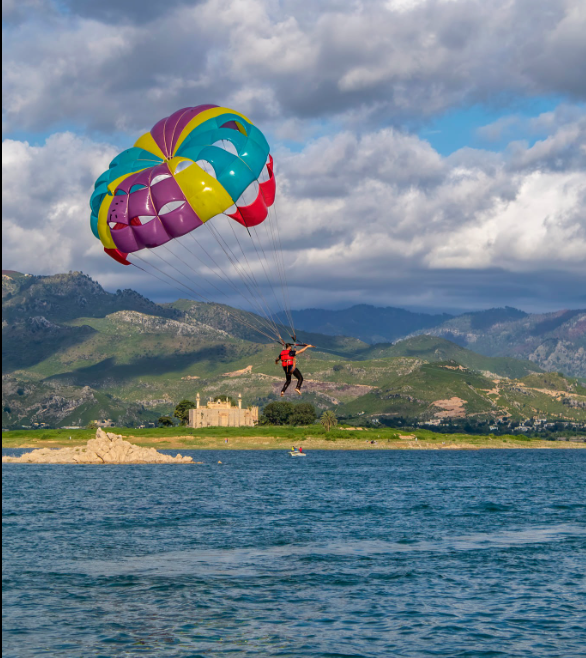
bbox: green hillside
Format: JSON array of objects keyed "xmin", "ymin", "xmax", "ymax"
[
  {"xmin": 520, "ymin": 372, "xmax": 586, "ymax": 395},
  {"xmin": 361, "ymin": 335, "xmax": 542, "ymax": 378},
  {"xmin": 339, "ymin": 359, "xmax": 585, "ymax": 425},
  {"xmin": 341, "ymin": 362, "xmax": 495, "ymax": 418},
  {"xmin": 2, "ymin": 272, "xmax": 585, "ymax": 431},
  {"xmin": 2, "ymin": 373, "xmax": 156, "ymax": 428}
]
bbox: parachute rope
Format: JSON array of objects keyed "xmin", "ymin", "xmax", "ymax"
[
  {"xmin": 203, "ymin": 221, "xmax": 284, "ymax": 339},
  {"xmin": 246, "ymin": 220, "xmax": 291, "ymax": 331},
  {"xmin": 270, "ymin": 201, "xmax": 296, "ymax": 337},
  {"xmin": 161, "ymin": 238, "xmax": 276, "ymax": 334},
  {"xmin": 262, "ymin": 202, "xmax": 295, "ymax": 336},
  {"xmin": 155, "ymin": 245, "xmax": 282, "ymax": 341},
  {"xmin": 221, "ymin": 213, "xmax": 286, "ymax": 337},
  {"xmin": 181, "ymin": 231, "xmax": 282, "ymax": 330},
  {"xmin": 130, "ymin": 255, "xmax": 282, "ymax": 344},
  {"xmin": 151, "ymin": 233, "xmax": 284, "ymax": 342}
]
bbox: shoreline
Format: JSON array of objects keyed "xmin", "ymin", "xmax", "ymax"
[{"xmin": 3, "ymin": 434, "xmax": 585, "ymax": 451}]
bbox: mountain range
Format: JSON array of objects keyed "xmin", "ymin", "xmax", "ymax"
[
  {"xmin": 2, "ymin": 271, "xmax": 585, "ymax": 430},
  {"xmin": 281, "ymin": 306, "xmax": 455, "ymax": 344},
  {"xmin": 288, "ymin": 305, "xmax": 585, "ymax": 378}
]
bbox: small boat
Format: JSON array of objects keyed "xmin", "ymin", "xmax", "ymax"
[{"xmin": 289, "ymin": 451, "xmax": 307, "ymax": 457}]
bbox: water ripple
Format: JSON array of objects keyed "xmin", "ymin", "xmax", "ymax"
[{"xmin": 3, "ymin": 449, "xmax": 586, "ymax": 657}]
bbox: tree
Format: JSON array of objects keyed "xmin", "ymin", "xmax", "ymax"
[
  {"xmin": 262, "ymin": 401, "xmax": 293, "ymax": 425},
  {"xmin": 288, "ymin": 403, "xmax": 317, "ymax": 426},
  {"xmin": 320, "ymin": 410, "xmax": 337, "ymax": 432},
  {"xmin": 174, "ymin": 399, "xmax": 195, "ymax": 426},
  {"xmin": 158, "ymin": 416, "xmax": 174, "ymax": 427}
]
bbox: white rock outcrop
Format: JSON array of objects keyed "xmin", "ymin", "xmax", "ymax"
[{"xmin": 2, "ymin": 428, "xmax": 193, "ymax": 464}]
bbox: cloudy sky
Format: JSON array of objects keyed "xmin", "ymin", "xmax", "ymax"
[{"xmin": 3, "ymin": 0, "xmax": 585, "ymax": 314}]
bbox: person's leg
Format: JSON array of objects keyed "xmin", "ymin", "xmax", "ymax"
[
  {"xmin": 293, "ymin": 368, "xmax": 303, "ymax": 391},
  {"xmin": 281, "ymin": 367, "xmax": 293, "ymax": 393}
]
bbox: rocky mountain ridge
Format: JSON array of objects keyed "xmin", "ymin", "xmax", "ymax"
[
  {"xmin": 410, "ymin": 309, "xmax": 585, "ymax": 378},
  {"xmin": 2, "ymin": 271, "xmax": 177, "ymax": 324}
]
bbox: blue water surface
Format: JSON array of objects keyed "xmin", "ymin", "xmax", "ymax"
[{"xmin": 3, "ymin": 449, "xmax": 586, "ymax": 657}]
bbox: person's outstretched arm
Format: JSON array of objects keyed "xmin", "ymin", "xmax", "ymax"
[{"xmin": 295, "ymin": 345, "xmax": 314, "ymax": 355}]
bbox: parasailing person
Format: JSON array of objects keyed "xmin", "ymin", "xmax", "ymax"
[{"xmin": 276, "ymin": 343, "xmax": 314, "ymax": 395}]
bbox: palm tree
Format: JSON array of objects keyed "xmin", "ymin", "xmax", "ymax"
[{"xmin": 320, "ymin": 410, "xmax": 337, "ymax": 433}]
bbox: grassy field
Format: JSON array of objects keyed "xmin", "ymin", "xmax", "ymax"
[{"xmin": 2, "ymin": 426, "xmax": 583, "ymax": 451}]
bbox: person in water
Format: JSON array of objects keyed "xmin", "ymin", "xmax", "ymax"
[{"xmin": 276, "ymin": 343, "xmax": 313, "ymax": 395}]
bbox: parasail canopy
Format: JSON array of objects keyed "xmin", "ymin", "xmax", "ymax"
[
  {"xmin": 90, "ymin": 105, "xmax": 276, "ymax": 266},
  {"xmin": 89, "ymin": 104, "xmax": 294, "ymax": 345}
]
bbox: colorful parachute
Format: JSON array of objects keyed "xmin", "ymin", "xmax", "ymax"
[
  {"xmin": 90, "ymin": 105, "xmax": 276, "ymax": 266},
  {"xmin": 89, "ymin": 104, "xmax": 295, "ymax": 344}
]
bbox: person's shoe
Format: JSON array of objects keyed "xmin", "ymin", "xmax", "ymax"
[
  {"xmin": 295, "ymin": 388, "xmax": 302, "ymax": 395},
  {"xmin": 281, "ymin": 391, "xmax": 285, "ymax": 397}
]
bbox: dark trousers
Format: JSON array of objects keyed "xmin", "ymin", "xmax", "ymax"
[{"xmin": 282, "ymin": 366, "xmax": 303, "ymax": 392}]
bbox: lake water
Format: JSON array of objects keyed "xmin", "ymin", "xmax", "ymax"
[{"xmin": 3, "ymin": 449, "xmax": 586, "ymax": 657}]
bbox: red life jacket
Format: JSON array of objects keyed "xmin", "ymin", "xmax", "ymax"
[{"xmin": 280, "ymin": 349, "xmax": 294, "ymax": 367}]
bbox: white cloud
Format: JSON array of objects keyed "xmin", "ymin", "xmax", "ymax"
[
  {"xmin": 268, "ymin": 117, "xmax": 586, "ymax": 310},
  {"xmin": 2, "ymin": 0, "xmax": 585, "ymax": 311},
  {"xmin": 3, "ymin": 0, "xmax": 585, "ymax": 133},
  {"xmin": 3, "ymin": 115, "xmax": 584, "ymax": 310},
  {"xmin": 2, "ymin": 134, "xmax": 117, "ymax": 274},
  {"xmin": 424, "ymin": 171, "xmax": 586, "ymax": 270}
]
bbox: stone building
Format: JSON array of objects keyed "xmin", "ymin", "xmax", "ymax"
[{"xmin": 188, "ymin": 393, "xmax": 258, "ymax": 428}]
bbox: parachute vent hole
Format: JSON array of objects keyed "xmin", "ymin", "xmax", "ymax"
[
  {"xmin": 174, "ymin": 160, "xmax": 193, "ymax": 174},
  {"xmin": 129, "ymin": 184, "xmax": 147, "ymax": 194},
  {"xmin": 151, "ymin": 174, "xmax": 171, "ymax": 186},
  {"xmin": 236, "ymin": 181, "xmax": 259, "ymax": 207},
  {"xmin": 220, "ymin": 120, "xmax": 247, "ymax": 136},
  {"xmin": 259, "ymin": 164, "xmax": 271, "ymax": 183},
  {"xmin": 159, "ymin": 201, "xmax": 185, "ymax": 215},
  {"xmin": 195, "ymin": 160, "xmax": 217, "ymax": 179},
  {"xmin": 212, "ymin": 140, "xmax": 238, "ymax": 157}
]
